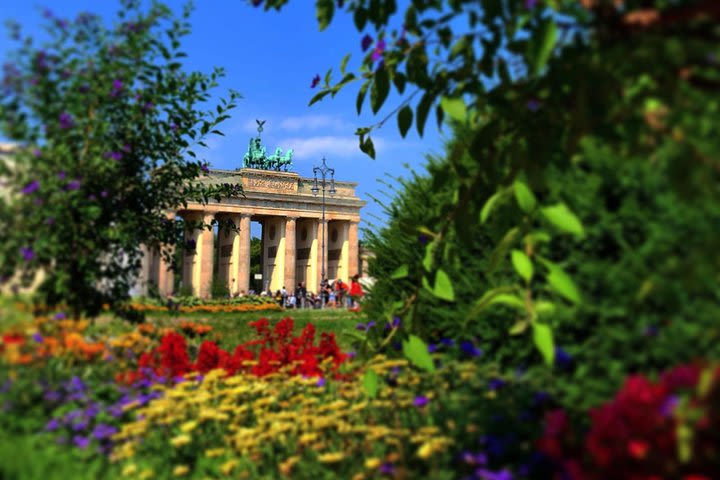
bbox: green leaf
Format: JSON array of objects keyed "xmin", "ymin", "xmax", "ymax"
[
  {"xmin": 370, "ymin": 67, "xmax": 390, "ymax": 114},
  {"xmin": 488, "ymin": 293, "xmax": 526, "ymax": 310},
  {"xmin": 353, "ymin": 8, "xmax": 367, "ymax": 31},
  {"xmin": 480, "ymin": 187, "xmax": 510, "ymax": 223},
  {"xmin": 397, "ymin": 106, "xmax": 413, "ymax": 138},
  {"xmin": 356, "ymin": 82, "xmax": 369, "ymax": 115},
  {"xmin": 511, "ymin": 249, "xmax": 533, "ymax": 283},
  {"xmin": 359, "ymin": 136, "xmax": 376, "ymax": 159},
  {"xmin": 390, "ymin": 264, "xmax": 409, "ymax": 280},
  {"xmin": 487, "ymin": 227, "xmax": 519, "ymax": 274},
  {"xmin": 470, "ymin": 286, "xmax": 521, "ymax": 315},
  {"xmin": 528, "ymin": 18, "xmax": 558, "ymax": 75},
  {"xmin": 422, "ymin": 240, "xmax": 436, "ymax": 272},
  {"xmin": 309, "ymin": 89, "xmax": 331, "ymax": 106},
  {"xmin": 533, "ymin": 321, "xmax": 555, "ymax": 366},
  {"xmin": 316, "ymin": 0, "xmax": 335, "ymax": 31},
  {"xmin": 541, "ymin": 203, "xmax": 585, "ymax": 238},
  {"xmin": 509, "ymin": 319, "xmax": 529, "ymax": 335},
  {"xmin": 363, "ymin": 369, "xmax": 379, "ymax": 398},
  {"xmin": 543, "ymin": 262, "xmax": 582, "ymax": 304},
  {"xmin": 433, "ymin": 269, "xmax": 455, "ymax": 302},
  {"xmin": 416, "ymin": 91, "xmax": 434, "ymax": 137},
  {"xmin": 440, "ymin": 96, "xmax": 467, "ymax": 122},
  {"xmin": 340, "ymin": 53, "xmax": 351, "ymax": 75},
  {"xmin": 513, "ymin": 180, "xmax": 537, "ymax": 213},
  {"xmin": 402, "ymin": 335, "xmax": 435, "ymax": 372}
]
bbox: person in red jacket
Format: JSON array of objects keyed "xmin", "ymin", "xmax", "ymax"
[{"xmin": 349, "ymin": 274, "xmax": 364, "ymax": 311}]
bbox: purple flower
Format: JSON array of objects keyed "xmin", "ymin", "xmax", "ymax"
[
  {"xmin": 355, "ymin": 323, "xmax": 367, "ymax": 331},
  {"xmin": 58, "ymin": 171, "xmax": 66, "ymax": 180},
  {"xmin": 347, "ymin": 351, "xmax": 356, "ymax": 359},
  {"xmin": 108, "ymin": 151, "xmax": 123, "ymax": 161},
  {"xmin": 462, "ymin": 451, "xmax": 488, "ymax": 465},
  {"xmin": 45, "ymin": 418, "xmax": 60, "ymax": 431},
  {"xmin": 79, "ymin": 84, "xmax": 90, "ymax": 93},
  {"xmin": 85, "ymin": 404, "xmax": 100, "ymax": 418},
  {"xmin": 476, "ymin": 468, "xmax": 514, "ymax": 480},
  {"xmin": 427, "ymin": 343, "xmax": 437, "ymax": 353},
  {"xmin": 379, "ymin": 463, "xmax": 395, "ymax": 475},
  {"xmin": 660, "ymin": 395, "xmax": 679, "ymax": 418},
  {"xmin": 440, "ymin": 338, "xmax": 455, "ymax": 347},
  {"xmin": 524, "ymin": 0, "xmax": 538, "ymax": 8},
  {"xmin": 643, "ymin": 325, "xmax": 659, "ymax": 337},
  {"xmin": 44, "ymin": 390, "xmax": 61, "ymax": 402},
  {"xmin": 555, "ymin": 347, "xmax": 572, "ymax": 369},
  {"xmin": 527, "ymin": 99, "xmax": 541, "ymax": 112},
  {"xmin": 200, "ymin": 164, "xmax": 210, "ymax": 174},
  {"xmin": 56, "ymin": 18, "xmax": 68, "ymax": 29},
  {"xmin": 372, "ymin": 40, "xmax": 386, "ymax": 61},
  {"xmin": 488, "ymin": 378, "xmax": 505, "ymax": 391},
  {"xmin": 88, "ymin": 194, "xmax": 97, "ymax": 201},
  {"xmin": 59, "ymin": 112, "xmax": 74, "ymax": 129},
  {"xmin": 32, "ymin": 332, "xmax": 43, "ymax": 343},
  {"xmin": 366, "ymin": 321, "xmax": 376, "ymax": 329},
  {"xmin": 100, "ymin": 190, "xmax": 108, "ymax": 198},
  {"xmin": 92, "ymin": 423, "xmax": 117, "ymax": 440},
  {"xmin": 33, "ymin": 198, "xmax": 44, "ymax": 206},
  {"xmin": 107, "ymin": 405, "xmax": 124, "ymax": 418},
  {"xmin": 54, "ymin": 311, "xmax": 67, "ymax": 320},
  {"xmin": 413, "ymin": 395, "xmax": 429, "ymax": 407},
  {"xmin": 419, "ymin": 234, "xmax": 429, "ymax": 245},
  {"xmin": 110, "ymin": 79, "xmax": 123, "ymax": 97},
  {"xmin": 33, "ymin": 148, "xmax": 42, "ymax": 157},
  {"xmin": 361, "ymin": 34, "xmax": 373, "ymax": 52},
  {"xmin": 43, "ymin": 8, "xmax": 54, "ymax": 19},
  {"xmin": 316, "ymin": 377, "xmax": 326, "ymax": 387},
  {"xmin": 310, "ymin": 74, "xmax": 320, "ymax": 89},
  {"xmin": 72, "ymin": 435, "xmax": 90, "ymax": 449},
  {"xmin": 171, "ymin": 123, "xmax": 178, "ymax": 132},
  {"xmin": 533, "ymin": 391, "xmax": 550, "ymax": 406},
  {"xmin": 460, "ymin": 340, "xmax": 482, "ymax": 357},
  {"xmin": 121, "ymin": 144, "xmax": 131, "ymax": 153},
  {"xmin": 20, "ymin": 246, "xmax": 34, "ymax": 262},
  {"xmin": 66, "ymin": 179, "xmax": 81, "ymax": 190},
  {"xmin": 72, "ymin": 418, "xmax": 89, "ymax": 432},
  {"xmin": 21, "ymin": 180, "xmax": 40, "ymax": 194}
]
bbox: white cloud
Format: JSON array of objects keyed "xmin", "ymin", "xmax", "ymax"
[
  {"xmin": 278, "ymin": 135, "xmax": 386, "ymax": 160},
  {"xmin": 236, "ymin": 115, "xmax": 353, "ymax": 135},
  {"xmin": 278, "ymin": 114, "xmax": 352, "ymax": 132}
]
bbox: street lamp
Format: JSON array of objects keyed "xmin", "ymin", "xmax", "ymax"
[{"xmin": 311, "ymin": 157, "xmax": 336, "ymax": 308}]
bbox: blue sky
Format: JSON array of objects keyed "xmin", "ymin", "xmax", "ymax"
[{"xmin": 0, "ymin": 1, "xmax": 447, "ymax": 237}]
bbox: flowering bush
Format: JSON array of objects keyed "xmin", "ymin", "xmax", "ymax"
[
  {"xmin": 538, "ymin": 362, "xmax": 720, "ymax": 479},
  {"xmin": 116, "ymin": 317, "xmax": 348, "ymax": 384}
]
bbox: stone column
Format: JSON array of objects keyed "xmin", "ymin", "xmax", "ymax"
[
  {"xmin": 236, "ymin": 213, "xmax": 252, "ymax": 295},
  {"xmin": 197, "ymin": 212, "xmax": 215, "ymax": 298},
  {"xmin": 348, "ymin": 220, "xmax": 359, "ymax": 278},
  {"xmin": 284, "ymin": 217, "xmax": 297, "ymax": 292},
  {"xmin": 316, "ymin": 218, "xmax": 328, "ymax": 293},
  {"xmin": 157, "ymin": 245, "xmax": 175, "ymax": 296}
]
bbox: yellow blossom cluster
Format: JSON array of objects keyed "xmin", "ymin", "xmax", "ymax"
[{"xmin": 110, "ymin": 357, "xmax": 482, "ymax": 478}]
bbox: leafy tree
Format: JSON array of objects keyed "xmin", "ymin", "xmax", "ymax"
[
  {"xmin": 254, "ymin": 0, "xmax": 720, "ymax": 379},
  {"xmin": 0, "ymin": 1, "xmax": 240, "ymax": 318}
]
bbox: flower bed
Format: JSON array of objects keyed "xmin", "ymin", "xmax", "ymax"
[{"xmin": 1, "ymin": 314, "xmax": 718, "ymax": 479}]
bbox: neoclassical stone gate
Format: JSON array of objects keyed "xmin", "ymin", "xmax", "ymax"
[{"xmin": 138, "ymin": 167, "xmax": 365, "ymax": 297}]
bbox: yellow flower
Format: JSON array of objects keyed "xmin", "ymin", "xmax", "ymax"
[
  {"xmin": 173, "ymin": 465, "xmax": 190, "ymax": 477},
  {"xmin": 365, "ymin": 458, "xmax": 382, "ymax": 469},
  {"xmin": 205, "ymin": 448, "xmax": 226, "ymax": 458},
  {"xmin": 317, "ymin": 452, "xmax": 345, "ymax": 463},
  {"xmin": 220, "ymin": 459, "xmax": 239, "ymax": 476},
  {"xmin": 180, "ymin": 421, "xmax": 198, "ymax": 433},
  {"xmin": 121, "ymin": 464, "xmax": 138, "ymax": 477},
  {"xmin": 278, "ymin": 456, "xmax": 299, "ymax": 476},
  {"xmin": 139, "ymin": 468, "xmax": 155, "ymax": 480},
  {"xmin": 170, "ymin": 434, "xmax": 191, "ymax": 447},
  {"xmin": 417, "ymin": 442, "xmax": 434, "ymax": 459}
]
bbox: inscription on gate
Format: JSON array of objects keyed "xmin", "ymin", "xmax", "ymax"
[{"xmin": 245, "ymin": 176, "xmax": 296, "ymax": 192}]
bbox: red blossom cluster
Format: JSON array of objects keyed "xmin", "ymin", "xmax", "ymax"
[
  {"xmin": 116, "ymin": 317, "xmax": 348, "ymax": 384},
  {"xmin": 538, "ymin": 363, "xmax": 720, "ymax": 480}
]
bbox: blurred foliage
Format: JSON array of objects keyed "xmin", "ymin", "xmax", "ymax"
[{"xmin": 0, "ymin": 1, "xmax": 240, "ymax": 318}]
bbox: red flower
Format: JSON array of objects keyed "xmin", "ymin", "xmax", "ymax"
[
  {"xmin": 158, "ymin": 332, "xmax": 191, "ymax": 378},
  {"xmin": 195, "ymin": 340, "xmax": 228, "ymax": 373}
]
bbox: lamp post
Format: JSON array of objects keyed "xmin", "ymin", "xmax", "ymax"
[{"xmin": 311, "ymin": 157, "xmax": 336, "ymax": 308}]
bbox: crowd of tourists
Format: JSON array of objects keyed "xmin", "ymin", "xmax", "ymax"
[{"xmin": 259, "ymin": 274, "xmax": 364, "ymax": 310}]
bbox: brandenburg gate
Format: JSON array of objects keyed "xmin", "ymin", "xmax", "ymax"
[{"xmin": 138, "ymin": 123, "xmax": 365, "ymax": 298}]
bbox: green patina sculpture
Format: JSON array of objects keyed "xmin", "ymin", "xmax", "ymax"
[{"xmin": 242, "ymin": 120, "xmax": 293, "ymax": 171}]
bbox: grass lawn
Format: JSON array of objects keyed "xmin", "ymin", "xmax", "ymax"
[{"xmin": 1, "ymin": 295, "xmax": 366, "ymax": 352}]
